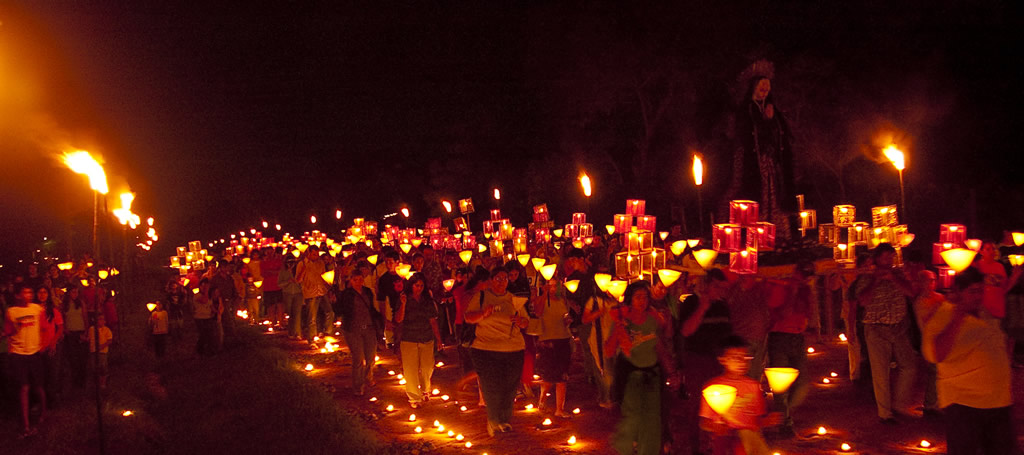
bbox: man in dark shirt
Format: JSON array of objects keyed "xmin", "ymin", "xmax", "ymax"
[{"xmin": 376, "ymin": 251, "xmax": 402, "ymax": 347}]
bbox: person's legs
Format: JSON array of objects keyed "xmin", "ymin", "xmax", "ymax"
[
  {"xmin": 846, "ymin": 319, "xmax": 863, "ymax": 380},
  {"xmin": 945, "ymin": 404, "xmax": 982, "ymax": 455},
  {"xmin": 287, "ymin": 293, "xmax": 302, "ymax": 337},
  {"xmin": 400, "ymin": 341, "xmax": 422, "ymax": 404},
  {"xmin": 748, "ymin": 334, "xmax": 768, "ymax": 382},
  {"xmin": 981, "ymin": 406, "xmax": 1016, "ymax": 455},
  {"xmin": 361, "ymin": 329, "xmax": 378, "ymax": 386},
  {"xmin": 345, "ymin": 330, "xmax": 367, "ymax": 392},
  {"xmin": 307, "ymin": 297, "xmax": 321, "ymax": 341},
  {"xmin": 419, "ymin": 341, "xmax": 435, "ymax": 400},
  {"xmin": 612, "ymin": 371, "xmax": 642, "ymax": 454},
  {"xmin": 470, "ymin": 349, "xmax": 502, "ymax": 428},
  {"xmin": 864, "ymin": 324, "xmax": 895, "ymax": 419},
  {"xmin": 635, "ymin": 371, "xmax": 662, "ymax": 455},
  {"xmin": 890, "ymin": 321, "xmax": 919, "ymax": 414},
  {"xmin": 497, "ymin": 350, "xmax": 524, "ymax": 424}
]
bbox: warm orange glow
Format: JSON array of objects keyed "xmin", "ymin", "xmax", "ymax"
[
  {"xmin": 443, "ymin": 279, "xmax": 455, "ymax": 292},
  {"xmin": 564, "ymin": 279, "xmax": 580, "ymax": 293},
  {"xmin": 693, "ymin": 154, "xmax": 704, "ymax": 186},
  {"xmin": 401, "ymin": 207, "xmax": 410, "ymax": 218},
  {"xmin": 593, "ymin": 273, "xmax": 612, "ymax": 292},
  {"xmin": 310, "ymin": 215, "xmax": 317, "ymax": 224},
  {"xmin": 493, "ymin": 188, "xmax": 501, "ymax": 200},
  {"xmin": 670, "ymin": 240, "xmax": 688, "ymax": 256},
  {"xmin": 58, "ymin": 262, "xmax": 74, "ymax": 271},
  {"xmin": 841, "ymin": 443, "xmax": 852, "ymax": 452},
  {"xmin": 98, "ymin": 269, "xmax": 109, "ymax": 280},
  {"xmin": 399, "ymin": 243, "xmax": 413, "ymax": 254},
  {"xmin": 304, "ymin": 363, "xmax": 314, "ymax": 371},
  {"xmin": 607, "ymin": 280, "xmax": 628, "ymax": 300},
  {"xmin": 817, "ymin": 426, "xmax": 827, "ymax": 435},
  {"xmin": 883, "ymin": 144, "xmax": 905, "ymax": 170},
  {"xmin": 764, "ymin": 367, "xmax": 799, "ymax": 393},
  {"xmin": 122, "ymin": 410, "xmax": 133, "ymax": 417},
  {"xmin": 442, "ymin": 200, "xmax": 452, "ymax": 213},
  {"xmin": 146, "ymin": 303, "xmax": 157, "ymax": 312},
  {"xmin": 941, "ymin": 248, "xmax": 977, "ymax": 272},
  {"xmin": 658, "ymin": 269, "xmax": 682, "ymax": 287},
  {"xmin": 459, "ymin": 250, "xmax": 473, "ymax": 265},
  {"xmin": 605, "ymin": 225, "xmax": 616, "ymax": 235},
  {"xmin": 567, "ymin": 435, "xmax": 577, "ymax": 445},
  {"xmin": 540, "ymin": 264, "xmax": 557, "ymax": 281},
  {"xmin": 321, "ymin": 270, "xmax": 335, "ymax": 284},
  {"xmin": 702, "ymin": 384, "xmax": 737, "ymax": 415},
  {"xmin": 62, "ymin": 151, "xmax": 109, "ymax": 194},
  {"xmin": 1013, "ymin": 232, "xmax": 1024, "ymax": 247},
  {"xmin": 1009, "ymin": 255, "xmax": 1024, "ymax": 267},
  {"xmin": 580, "ymin": 173, "xmax": 592, "ymax": 197},
  {"xmin": 693, "ymin": 249, "xmax": 719, "ymax": 269}
]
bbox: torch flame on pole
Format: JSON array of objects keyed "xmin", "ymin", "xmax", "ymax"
[
  {"xmin": 442, "ymin": 200, "xmax": 452, "ymax": 213},
  {"xmin": 493, "ymin": 188, "xmax": 501, "ymax": 200},
  {"xmin": 62, "ymin": 150, "xmax": 109, "ymax": 194},
  {"xmin": 883, "ymin": 144, "xmax": 905, "ymax": 171},
  {"xmin": 580, "ymin": 173, "xmax": 592, "ymax": 197},
  {"xmin": 693, "ymin": 155, "xmax": 704, "ymax": 186}
]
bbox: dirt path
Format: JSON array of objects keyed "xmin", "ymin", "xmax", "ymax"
[{"xmin": 272, "ymin": 329, "xmax": 1024, "ymax": 454}]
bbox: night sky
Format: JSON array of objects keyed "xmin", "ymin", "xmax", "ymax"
[{"xmin": 1, "ymin": 1, "xmax": 1023, "ymax": 265}]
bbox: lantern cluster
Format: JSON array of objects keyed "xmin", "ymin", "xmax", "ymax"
[
  {"xmin": 562, "ymin": 211, "xmax": 594, "ymax": 248},
  {"xmin": 712, "ymin": 200, "xmax": 775, "ymax": 274},
  {"xmin": 818, "ymin": 204, "xmax": 909, "ymax": 266},
  {"xmin": 796, "ymin": 194, "xmax": 818, "ymax": 238},
  {"xmin": 612, "ymin": 200, "xmax": 666, "ymax": 282},
  {"xmin": 932, "ymin": 223, "xmax": 983, "ymax": 289},
  {"xmin": 528, "ymin": 203, "xmax": 553, "ymax": 244}
]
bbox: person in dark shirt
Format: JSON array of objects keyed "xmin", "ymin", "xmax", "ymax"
[
  {"xmin": 338, "ymin": 264, "xmax": 381, "ymax": 396},
  {"xmin": 677, "ymin": 268, "xmax": 733, "ymax": 455},
  {"xmin": 376, "ymin": 251, "xmax": 402, "ymax": 348}
]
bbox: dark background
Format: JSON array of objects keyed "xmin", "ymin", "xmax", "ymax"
[{"xmin": 1, "ymin": 1, "xmax": 1023, "ymax": 267}]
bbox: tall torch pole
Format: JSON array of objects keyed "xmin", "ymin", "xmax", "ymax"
[
  {"xmin": 693, "ymin": 154, "xmax": 704, "ymax": 236},
  {"xmin": 883, "ymin": 145, "xmax": 907, "ymax": 225}
]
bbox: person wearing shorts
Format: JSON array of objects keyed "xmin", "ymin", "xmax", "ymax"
[{"xmin": 4, "ymin": 285, "xmax": 49, "ymax": 437}]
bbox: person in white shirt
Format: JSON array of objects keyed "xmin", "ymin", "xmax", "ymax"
[
  {"xmin": 923, "ymin": 267, "xmax": 1015, "ymax": 454},
  {"xmin": 3, "ymin": 285, "xmax": 49, "ymax": 437}
]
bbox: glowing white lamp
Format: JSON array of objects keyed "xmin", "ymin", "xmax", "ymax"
[
  {"xmin": 658, "ymin": 269, "xmax": 682, "ymax": 287},
  {"xmin": 702, "ymin": 384, "xmax": 737, "ymax": 415},
  {"xmin": 940, "ymin": 248, "xmax": 977, "ymax": 273},
  {"xmin": 764, "ymin": 367, "xmax": 799, "ymax": 394}
]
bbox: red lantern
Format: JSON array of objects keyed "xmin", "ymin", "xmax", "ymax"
[
  {"xmin": 572, "ymin": 212, "xmax": 587, "ymax": 225},
  {"xmin": 713, "ymin": 224, "xmax": 743, "ymax": 253},
  {"xmin": 729, "ymin": 200, "xmax": 759, "ymax": 226},
  {"xmin": 636, "ymin": 215, "xmax": 657, "ymax": 232},
  {"xmin": 626, "ymin": 199, "xmax": 646, "ymax": 216},
  {"xmin": 729, "ymin": 248, "xmax": 758, "ymax": 274},
  {"xmin": 939, "ymin": 224, "xmax": 966, "ymax": 245},
  {"xmin": 749, "ymin": 222, "xmax": 776, "ymax": 251},
  {"xmin": 613, "ymin": 214, "xmax": 632, "ymax": 234}
]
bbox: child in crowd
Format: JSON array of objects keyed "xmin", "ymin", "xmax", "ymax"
[
  {"xmin": 88, "ymin": 314, "xmax": 114, "ymax": 389},
  {"xmin": 700, "ymin": 336, "xmax": 781, "ymax": 455},
  {"xmin": 149, "ymin": 301, "xmax": 169, "ymax": 358}
]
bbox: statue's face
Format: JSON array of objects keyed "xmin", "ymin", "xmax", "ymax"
[{"xmin": 753, "ymin": 78, "xmax": 771, "ymax": 101}]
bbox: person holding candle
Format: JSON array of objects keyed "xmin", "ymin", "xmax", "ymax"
[
  {"xmin": 923, "ymin": 267, "xmax": 1015, "ymax": 454},
  {"xmin": 606, "ymin": 281, "xmax": 677, "ymax": 455},
  {"xmin": 376, "ymin": 251, "xmax": 403, "ymax": 349},
  {"xmin": 259, "ymin": 247, "xmax": 285, "ymax": 327},
  {"xmin": 395, "ymin": 273, "xmax": 442, "ymax": 408},
  {"xmin": 464, "ymin": 266, "xmax": 529, "ymax": 436},
  {"xmin": 700, "ymin": 335, "xmax": 781, "ymax": 455},
  {"xmin": 296, "ymin": 245, "xmax": 328, "ymax": 344},
  {"xmin": 765, "ymin": 261, "xmax": 813, "ymax": 437},
  {"xmin": 192, "ymin": 279, "xmax": 217, "ymax": 356}
]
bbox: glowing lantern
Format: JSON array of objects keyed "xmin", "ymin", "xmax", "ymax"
[
  {"xmin": 242, "ymin": 257, "xmax": 251, "ymax": 264},
  {"xmin": 807, "ymin": 347, "xmax": 815, "ymax": 353},
  {"xmin": 531, "ymin": 257, "xmax": 546, "ymax": 272},
  {"xmin": 443, "ymin": 279, "xmax": 455, "ymax": 292},
  {"xmin": 940, "ymin": 248, "xmax": 977, "ymax": 273},
  {"xmin": 440, "ymin": 394, "xmax": 450, "ymax": 401},
  {"xmin": 455, "ymin": 433, "xmax": 464, "ymax": 441},
  {"xmin": 693, "ymin": 155, "xmax": 704, "ymax": 186},
  {"xmin": 702, "ymin": 384, "xmax": 737, "ymax": 415},
  {"xmin": 764, "ymin": 367, "xmax": 799, "ymax": 393},
  {"xmin": 98, "ymin": 269, "xmax": 109, "ymax": 280},
  {"xmin": 540, "ymin": 264, "xmax": 557, "ymax": 281},
  {"xmin": 572, "ymin": 408, "xmax": 581, "ymax": 414},
  {"xmin": 965, "ymin": 238, "xmax": 982, "ymax": 251},
  {"xmin": 304, "ymin": 364, "xmax": 314, "ymax": 371},
  {"xmin": 670, "ymin": 240, "xmax": 688, "ymax": 256},
  {"xmin": 817, "ymin": 426, "xmax": 827, "ymax": 435},
  {"xmin": 841, "ymin": 443, "xmax": 851, "ymax": 452},
  {"xmin": 493, "ymin": 188, "xmax": 501, "ymax": 200},
  {"xmin": 321, "ymin": 270, "xmax": 335, "ymax": 284},
  {"xmin": 58, "ymin": 262, "xmax": 74, "ymax": 271},
  {"xmin": 385, "ymin": 404, "xmax": 394, "ymax": 412},
  {"xmin": 310, "ymin": 215, "xmax": 317, "ymax": 224},
  {"xmin": 408, "ymin": 414, "xmax": 416, "ymax": 421},
  {"xmin": 122, "ymin": 410, "xmax": 133, "ymax": 417},
  {"xmin": 442, "ymin": 200, "xmax": 452, "ymax": 213},
  {"xmin": 477, "ymin": 244, "xmax": 488, "ymax": 254},
  {"xmin": 607, "ymin": 280, "xmax": 628, "ymax": 301},
  {"xmin": 525, "ymin": 403, "xmax": 534, "ymax": 410},
  {"xmin": 460, "ymin": 405, "xmax": 468, "ymax": 412},
  {"xmin": 838, "ymin": 333, "xmax": 848, "ymax": 342},
  {"xmin": 146, "ymin": 303, "xmax": 157, "ymax": 312},
  {"xmin": 593, "ymin": 273, "xmax": 612, "ymax": 292},
  {"xmin": 564, "ymin": 280, "xmax": 580, "ymax": 293},
  {"xmin": 542, "ymin": 418, "xmax": 552, "ymax": 426},
  {"xmin": 1013, "ymin": 232, "xmax": 1024, "ymax": 247},
  {"xmin": 414, "ymin": 426, "xmax": 422, "ymax": 433},
  {"xmin": 919, "ymin": 440, "xmax": 931, "ymax": 448},
  {"xmin": 367, "ymin": 254, "xmax": 378, "ymax": 265},
  {"xmin": 658, "ymin": 269, "xmax": 682, "ymax": 287},
  {"xmin": 1009, "ymin": 255, "xmax": 1024, "ymax": 267},
  {"xmin": 399, "ymin": 243, "xmax": 413, "ymax": 254},
  {"xmin": 447, "ymin": 430, "xmax": 455, "ymax": 437},
  {"xmin": 606, "ymin": 225, "xmax": 616, "ymax": 235},
  {"xmin": 729, "ymin": 200, "xmax": 759, "ymax": 226},
  {"xmin": 192, "ymin": 288, "xmax": 200, "ymax": 295},
  {"xmin": 464, "ymin": 442, "xmax": 472, "ymax": 448},
  {"xmin": 567, "ymin": 436, "xmax": 577, "ymax": 445},
  {"xmin": 553, "ymin": 228, "xmax": 564, "ymax": 238}
]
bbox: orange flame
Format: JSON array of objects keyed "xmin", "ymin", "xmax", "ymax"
[
  {"xmin": 62, "ymin": 150, "xmax": 109, "ymax": 194},
  {"xmin": 693, "ymin": 155, "xmax": 704, "ymax": 186},
  {"xmin": 580, "ymin": 173, "xmax": 592, "ymax": 197}
]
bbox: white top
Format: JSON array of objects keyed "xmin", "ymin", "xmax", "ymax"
[
  {"xmin": 468, "ymin": 290, "xmax": 526, "ymax": 352},
  {"xmin": 6, "ymin": 304, "xmax": 45, "ymax": 355},
  {"xmin": 923, "ymin": 302, "xmax": 1011, "ymax": 409},
  {"xmin": 150, "ymin": 310, "xmax": 169, "ymax": 335}
]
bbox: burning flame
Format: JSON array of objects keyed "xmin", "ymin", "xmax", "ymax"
[
  {"xmin": 442, "ymin": 200, "xmax": 452, "ymax": 213},
  {"xmin": 693, "ymin": 154, "xmax": 704, "ymax": 186},
  {"xmin": 62, "ymin": 151, "xmax": 109, "ymax": 194},
  {"xmin": 493, "ymin": 188, "xmax": 501, "ymax": 200},
  {"xmin": 401, "ymin": 207, "xmax": 410, "ymax": 218},
  {"xmin": 883, "ymin": 144, "xmax": 905, "ymax": 171},
  {"xmin": 580, "ymin": 173, "xmax": 592, "ymax": 197}
]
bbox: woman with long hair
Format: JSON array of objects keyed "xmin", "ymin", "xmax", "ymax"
[
  {"xmin": 395, "ymin": 273, "xmax": 442, "ymax": 408},
  {"xmin": 37, "ymin": 286, "xmax": 64, "ymax": 408}
]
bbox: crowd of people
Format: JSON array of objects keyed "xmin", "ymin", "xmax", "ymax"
[
  {"xmin": 0, "ymin": 260, "xmax": 120, "ymax": 438},
  {"xmin": 3, "ymin": 227, "xmax": 1021, "ymax": 453}
]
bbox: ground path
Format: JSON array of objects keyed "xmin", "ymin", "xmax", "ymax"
[{"xmin": 269, "ymin": 327, "xmax": 1024, "ymax": 454}]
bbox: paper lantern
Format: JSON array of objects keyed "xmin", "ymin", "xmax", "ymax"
[
  {"xmin": 531, "ymin": 257, "xmax": 546, "ymax": 271},
  {"xmin": 870, "ymin": 227, "xmax": 893, "ymax": 247},
  {"xmin": 176, "ymin": 246, "xmax": 187, "ymax": 257},
  {"xmin": 658, "ymin": 269, "xmax": 682, "ymax": 287},
  {"xmin": 399, "ymin": 243, "xmax": 413, "ymax": 255},
  {"xmin": 965, "ymin": 239, "xmax": 982, "ymax": 252},
  {"xmin": 729, "ymin": 200, "xmax": 759, "ymax": 226},
  {"xmin": 564, "ymin": 224, "xmax": 580, "ymax": 239},
  {"xmin": 489, "ymin": 209, "xmax": 501, "ymax": 221},
  {"xmin": 498, "ymin": 222, "xmax": 514, "ymax": 241},
  {"xmin": 458, "ymin": 198, "xmax": 475, "ymax": 214},
  {"xmin": 764, "ymin": 367, "xmax": 799, "ymax": 393},
  {"xmin": 712, "ymin": 224, "xmax": 743, "ymax": 252},
  {"xmin": 636, "ymin": 215, "xmax": 656, "ymax": 232},
  {"xmin": 749, "ymin": 222, "xmax": 776, "ymax": 251},
  {"xmin": 941, "ymin": 248, "xmax": 976, "ymax": 272},
  {"xmin": 578, "ymin": 223, "xmax": 593, "ymax": 238},
  {"xmin": 833, "ymin": 244, "xmax": 855, "ymax": 264},
  {"xmin": 832, "ymin": 205, "xmax": 856, "ymax": 227},
  {"xmin": 1013, "ymin": 232, "xmax": 1024, "ymax": 247},
  {"xmin": 626, "ymin": 199, "xmax": 646, "ymax": 216},
  {"xmin": 488, "ymin": 240, "xmax": 504, "ymax": 258},
  {"xmin": 613, "ymin": 214, "xmax": 632, "ymax": 234},
  {"xmin": 702, "ymin": 384, "xmax": 737, "ymax": 415},
  {"xmin": 871, "ymin": 205, "xmax": 898, "ymax": 227},
  {"xmin": 937, "ymin": 266, "xmax": 956, "ymax": 289},
  {"xmin": 254, "ymin": 280, "xmax": 263, "ymax": 289},
  {"xmin": 462, "ymin": 235, "xmax": 477, "ymax": 250},
  {"xmin": 189, "ymin": 240, "xmax": 202, "ymax": 252},
  {"xmin": 540, "ymin": 264, "xmax": 558, "ymax": 281},
  {"xmin": 532, "ymin": 204, "xmax": 549, "ymax": 222},
  {"xmin": 932, "ymin": 242, "xmax": 955, "ymax": 265},
  {"xmin": 606, "ymin": 280, "xmax": 628, "ymax": 301},
  {"xmin": 564, "ymin": 280, "xmax": 580, "ymax": 293},
  {"xmin": 572, "ymin": 212, "xmax": 586, "ymax": 225},
  {"xmin": 395, "ymin": 264, "xmax": 412, "ymax": 279},
  {"xmin": 627, "ymin": 232, "xmax": 642, "ymax": 255},
  {"xmin": 459, "ymin": 250, "xmax": 473, "ymax": 265},
  {"xmin": 594, "ymin": 273, "xmax": 612, "ymax": 292},
  {"xmin": 1009, "ymin": 255, "xmax": 1024, "ymax": 267},
  {"xmin": 940, "ymin": 224, "xmax": 967, "ymax": 245},
  {"xmin": 670, "ymin": 240, "xmax": 688, "ymax": 256},
  {"xmin": 799, "ymin": 210, "xmax": 818, "ymax": 230},
  {"xmin": 615, "ymin": 252, "xmax": 642, "ymax": 278},
  {"xmin": 482, "ymin": 220, "xmax": 495, "ymax": 235},
  {"xmin": 146, "ymin": 302, "xmax": 157, "ymax": 312},
  {"xmin": 847, "ymin": 222, "xmax": 869, "ymax": 245},
  {"xmin": 533, "ymin": 228, "xmax": 550, "ymax": 244},
  {"xmin": 693, "ymin": 249, "xmax": 719, "ymax": 270},
  {"xmin": 729, "ymin": 248, "xmax": 757, "ymax": 274},
  {"xmin": 818, "ymin": 224, "xmax": 839, "ymax": 247}
]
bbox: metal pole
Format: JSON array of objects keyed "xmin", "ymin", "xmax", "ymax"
[
  {"xmin": 93, "ymin": 191, "xmax": 99, "ymax": 261},
  {"xmin": 898, "ymin": 170, "xmax": 907, "ymax": 225}
]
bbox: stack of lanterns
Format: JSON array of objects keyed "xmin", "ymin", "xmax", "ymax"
[
  {"xmin": 612, "ymin": 200, "xmax": 666, "ymax": 282},
  {"xmin": 563, "ymin": 211, "xmax": 594, "ymax": 249},
  {"xmin": 796, "ymin": 194, "xmax": 818, "ymax": 238},
  {"xmin": 529, "ymin": 203, "xmax": 553, "ymax": 244},
  {"xmin": 483, "ymin": 208, "xmax": 512, "ymax": 258},
  {"xmin": 818, "ymin": 204, "xmax": 910, "ymax": 267},
  {"xmin": 933, "ymin": 223, "xmax": 981, "ymax": 289},
  {"xmin": 712, "ymin": 200, "xmax": 775, "ymax": 274}
]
